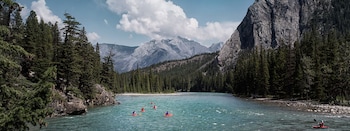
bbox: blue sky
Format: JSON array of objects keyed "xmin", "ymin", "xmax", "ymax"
[{"xmin": 16, "ymin": 0, "xmax": 254, "ymax": 47}]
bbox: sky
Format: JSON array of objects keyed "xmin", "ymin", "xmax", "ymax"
[{"xmin": 16, "ymin": 0, "xmax": 254, "ymax": 47}]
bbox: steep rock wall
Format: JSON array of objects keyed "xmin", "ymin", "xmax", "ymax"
[{"xmin": 218, "ymin": 0, "xmax": 323, "ymax": 71}]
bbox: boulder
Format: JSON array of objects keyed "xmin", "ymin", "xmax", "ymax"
[
  {"xmin": 88, "ymin": 84, "xmax": 119, "ymax": 106},
  {"xmin": 64, "ymin": 95, "xmax": 87, "ymax": 115},
  {"xmin": 49, "ymin": 88, "xmax": 87, "ymax": 117}
]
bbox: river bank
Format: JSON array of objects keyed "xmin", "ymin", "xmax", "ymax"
[
  {"xmin": 248, "ymin": 98, "xmax": 350, "ymax": 115},
  {"xmin": 116, "ymin": 92, "xmax": 180, "ymax": 96}
]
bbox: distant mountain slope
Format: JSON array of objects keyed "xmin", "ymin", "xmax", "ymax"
[
  {"xmin": 208, "ymin": 42, "xmax": 224, "ymax": 52},
  {"xmin": 99, "ymin": 36, "xmax": 222, "ymax": 73},
  {"xmin": 98, "ymin": 43, "xmax": 137, "ymax": 73},
  {"xmin": 146, "ymin": 53, "xmax": 218, "ymax": 74}
]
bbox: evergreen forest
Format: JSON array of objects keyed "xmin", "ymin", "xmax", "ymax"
[
  {"xmin": 1, "ymin": 0, "xmax": 350, "ymax": 130},
  {"xmin": 0, "ymin": 0, "xmax": 117, "ymax": 130}
]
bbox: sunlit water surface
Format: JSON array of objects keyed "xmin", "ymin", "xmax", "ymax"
[{"xmin": 38, "ymin": 93, "xmax": 350, "ymax": 131}]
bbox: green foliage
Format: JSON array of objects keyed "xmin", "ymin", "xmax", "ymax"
[
  {"xmin": 113, "ymin": 53, "xmax": 219, "ymax": 93},
  {"xmin": 0, "ymin": 22, "xmax": 55, "ymax": 130},
  {"xmin": 1, "ymin": 3, "xmax": 105, "ymax": 129},
  {"xmin": 55, "ymin": 12, "xmax": 102, "ymax": 101},
  {"xmin": 230, "ymin": 25, "xmax": 350, "ymax": 102}
]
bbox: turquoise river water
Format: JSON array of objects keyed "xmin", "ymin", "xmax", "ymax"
[{"xmin": 38, "ymin": 93, "xmax": 350, "ymax": 131}]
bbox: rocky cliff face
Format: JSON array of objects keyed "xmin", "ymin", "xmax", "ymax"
[{"xmin": 218, "ymin": 0, "xmax": 325, "ymax": 71}]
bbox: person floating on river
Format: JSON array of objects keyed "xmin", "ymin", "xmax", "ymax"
[
  {"xmin": 132, "ymin": 111, "xmax": 137, "ymax": 116},
  {"xmin": 164, "ymin": 111, "xmax": 173, "ymax": 117},
  {"xmin": 319, "ymin": 120, "xmax": 324, "ymax": 127}
]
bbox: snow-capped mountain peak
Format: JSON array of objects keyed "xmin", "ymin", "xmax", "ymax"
[{"xmin": 99, "ymin": 37, "xmax": 222, "ymax": 73}]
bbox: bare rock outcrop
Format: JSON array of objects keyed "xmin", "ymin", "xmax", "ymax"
[
  {"xmin": 48, "ymin": 84, "xmax": 118, "ymax": 117},
  {"xmin": 218, "ymin": 0, "xmax": 326, "ymax": 71},
  {"xmin": 48, "ymin": 89, "xmax": 87, "ymax": 117},
  {"xmin": 64, "ymin": 94, "xmax": 87, "ymax": 115},
  {"xmin": 87, "ymin": 84, "xmax": 119, "ymax": 106}
]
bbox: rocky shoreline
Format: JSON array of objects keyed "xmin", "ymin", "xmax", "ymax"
[
  {"xmin": 49, "ymin": 84, "xmax": 119, "ymax": 117},
  {"xmin": 249, "ymin": 98, "xmax": 350, "ymax": 115}
]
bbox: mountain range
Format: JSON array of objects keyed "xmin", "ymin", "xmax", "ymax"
[{"xmin": 99, "ymin": 36, "xmax": 223, "ymax": 73}]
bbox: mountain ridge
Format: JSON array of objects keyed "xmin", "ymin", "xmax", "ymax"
[{"xmin": 99, "ymin": 36, "xmax": 223, "ymax": 73}]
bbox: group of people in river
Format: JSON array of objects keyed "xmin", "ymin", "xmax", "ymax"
[{"xmin": 132, "ymin": 102, "xmax": 172, "ymax": 117}]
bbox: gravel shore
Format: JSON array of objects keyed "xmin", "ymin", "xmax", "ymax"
[{"xmin": 249, "ymin": 98, "xmax": 350, "ymax": 115}]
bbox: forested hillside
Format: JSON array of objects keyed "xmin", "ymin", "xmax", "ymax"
[
  {"xmin": 112, "ymin": 53, "xmax": 221, "ymax": 93},
  {"xmin": 0, "ymin": 0, "xmax": 117, "ymax": 130},
  {"xmin": 230, "ymin": 0, "xmax": 350, "ymax": 103}
]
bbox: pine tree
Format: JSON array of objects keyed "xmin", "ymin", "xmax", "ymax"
[
  {"xmin": 57, "ymin": 13, "xmax": 82, "ymax": 87},
  {"xmin": 77, "ymin": 27, "xmax": 96, "ymax": 99},
  {"xmin": 51, "ymin": 22, "xmax": 61, "ymax": 61},
  {"xmin": 21, "ymin": 11, "xmax": 40, "ymax": 78},
  {"xmin": 93, "ymin": 42, "xmax": 102, "ymax": 83},
  {"xmin": 31, "ymin": 20, "xmax": 53, "ymax": 81},
  {"xmin": 293, "ymin": 40, "xmax": 306, "ymax": 98},
  {"xmin": 259, "ymin": 47, "xmax": 269, "ymax": 96},
  {"xmin": 100, "ymin": 50, "xmax": 115, "ymax": 89},
  {"xmin": 10, "ymin": 10, "xmax": 24, "ymax": 45}
]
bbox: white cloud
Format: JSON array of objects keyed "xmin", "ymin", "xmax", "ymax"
[
  {"xmin": 106, "ymin": 0, "xmax": 238, "ymax": 45},
  {"xmin": 104, "ymin": 19, "xmax": 109, "ymax": 25},
  {"xmin": 31, "ymin": 0, "xmax": 63, "ymax": 28},
  {"xmin": 29, "ymin": 0, "xmax": 100, "ymax": 43},
  {"xmin": 87, "ymin": 32, "xmax": 101, "ymax": 44},
  {"xmin": 19, "ymin": 3, "xmax": 30, "ymax": 20}
]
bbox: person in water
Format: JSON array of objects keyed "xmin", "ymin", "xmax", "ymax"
[
  {"xmin": 319, "ymin": 120, "xmax": 324, "ymax": 127},
  {"xmin": 165, "ymin": 111, "xmax": 169, "ymax": 116},
  {"xmin": 141, "ymin": 107, "xmax": 145, "ymax": 112},
  {"xmin": 153, "ymin": 105, "xmax": 157, "ymax": 110},
  {"xmin": 132, "ymin": 111, "xmax": 136, "ymax": 116}
]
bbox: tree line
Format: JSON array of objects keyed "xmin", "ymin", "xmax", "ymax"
[
  {"xmin": 229, "ymin": 0, "xmax": 350, "ymax": 104},
  {"xmin": 231, "ymin": 28, "xmax": 350, "ymax": 104},
  {"xmin": 112, "ymin": 52, "xmax": 236, "ymax": 94}
]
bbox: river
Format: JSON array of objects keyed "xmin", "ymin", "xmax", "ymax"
[{"xmin": 38, "ymin": 93, "xmax": 350, "ymax": 131}]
